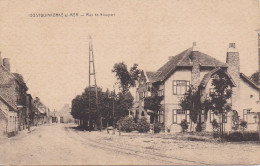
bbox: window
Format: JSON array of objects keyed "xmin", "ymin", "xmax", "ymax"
[
  {"xmin": 243, "ymin": 109, "xmax": 258, "ymax": 124},
  {"xmin": 172, "ymin": 109, "xmax": 190, "ymax": 124},
  {"xmin": 173, "ymin": 80, "xmax": 190, "ymax": 95},
  {"xmin": 201, "ymin": 110, "xmax": 205, "ymax": 123},
  {"xmin": 139, "ymin": 92, "xmax": 144, "ymax": 99},
  {"xmin": 209, "ymin": 88, "xmax": 216, "ymax": 95},
  {"xmin": 146, "ymin": 84, "xmax": 151, "ymax": 91},
  {"xmin": 210, "ymin": 110, "xmax": 227, "ymax": 123},
  {"xmin": 158, "ymin": 90, "xmax": 164, "ymax": 96}
]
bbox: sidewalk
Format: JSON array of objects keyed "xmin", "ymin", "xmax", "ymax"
[
  {"xmin": 75, "ymin": 129, "xmax": 260, "ymax": 165},
  {"xmin": 0, "ymin": 126, "xmax": 39, "ymax": 144}
]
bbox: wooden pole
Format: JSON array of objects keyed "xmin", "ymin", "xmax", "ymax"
[{"xmin": 258, "ymin": 113, "xmax": 260, "ymax": 142}]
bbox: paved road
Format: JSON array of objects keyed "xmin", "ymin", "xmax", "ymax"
[{"xmin": 0, "ymin": 124, "xmax": 187, "ymax": 165}]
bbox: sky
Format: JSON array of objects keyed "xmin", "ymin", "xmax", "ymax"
[{"xmin": 0, "ymin": 0, "xmax": 259, "ymax": 111}]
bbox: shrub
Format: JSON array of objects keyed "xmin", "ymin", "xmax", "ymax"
[
  {"xmin": 118, "ymin": 117, "xmax": 135, "ymax": 132},
  {"xmin": 135, "ymin": 117, "xmax": 150, "ymax": 133},
  {"xmin": 212, "ymin": 119, "xmax": 219, "ymax": 132},
  {"xmin": 180, "ymin": 119, "xmax": 189, "ymax": 132},
  {"xmin": 223, "ymin": 131, "xmax": 259, "ymax": 142},
  {"xmin": 196, "ymin": 123, "xmax": 202, "ymax": 132},
  {"xmin": 240, "ymin": 121, "xmax": 247, "ymax": 131},
  {"xmin": 153, "ymin": 122, "xmax": 163, "ymax": 133},
  {"xmin": 213, "ymin": 132, "xmax": 220, "ymax": 138}
]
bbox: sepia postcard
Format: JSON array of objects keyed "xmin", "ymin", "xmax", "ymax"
[{"xmin": 0, "ymin": 0, "xmax": 260, "ymax": 165}]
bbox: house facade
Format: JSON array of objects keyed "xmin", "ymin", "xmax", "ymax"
[
  {"xmin": 0, "ymin": 53, "xmax": 29, "ymax": 133},
  {"xmin": 133, "ymin": 43, "xmax": 259, "ymax": 133},
  {"xmin": 33, "ymin": 97, "xmax": 49, "ymax": 125},
  {"xmin": 0, "ymin": 95, "xmax": 18, "ymax": 137}
]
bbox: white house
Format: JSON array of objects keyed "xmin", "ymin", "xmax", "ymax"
[{"xmin": 132, "ymin": 43, "xmax": 259, "ymax": 133}]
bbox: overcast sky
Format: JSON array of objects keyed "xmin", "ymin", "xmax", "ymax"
[{"xmin": 0, "ymin": 0, "xmax": 259, "ymax": 111}]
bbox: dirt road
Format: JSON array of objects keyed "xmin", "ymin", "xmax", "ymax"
[{"xmin": 0, "ymin": 124, "xmax": 193, "ymax": 165}]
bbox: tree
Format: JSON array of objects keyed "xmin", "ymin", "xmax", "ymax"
[
  {"xmin": 204, "ymin": 71, "xmax": 232, "ymax": 137},
  {"xmin": 250, "ymin": 71, "xmax": 260, "ymax": 86},
  {"xmin": 112, "ymin": 62, "xmax": 141, "ymax": 93},
  {"xmin": 135, "ymin": 117, "xmax": 150, "ymax": 133},
  {"xmin": 179, "ymin": 86, "xmax": 203, "ymax": 132},
  {"xmin": 144, "ymin": 95, "xmax": 164, "ymax": 123},
  {"xmin": 114, "ymin": 91, "xmax": 134, "ymax": 122},
  {"xmin": 71, "ymin": 87, "xmax": 114, "ymax": 130},
  {"xmin": 180, "ymin": 119, "xmax": 189, "ymax": 132},
  {"xmin": 240, "ymin": 120, "xmax": 247, "ymax": 137}
]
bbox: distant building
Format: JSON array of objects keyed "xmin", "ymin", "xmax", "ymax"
[
  {"xmin": 33, "ymin": 97, "xmax": 49, "ymax": 125},
  {"xmin": 52, "ymin": 110, "xmax": 61, "ymax": 123},
  {"xmin": 58, "ymin": 104, "xmax": 74, "ymax": 123}
]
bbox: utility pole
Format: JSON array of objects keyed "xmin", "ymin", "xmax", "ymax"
[
  {"xmin": 257, "ymin": 29, "xmax": 260, "ymax": 141},
  {"xmin": 88, "ymin": 36, "xmax": 101, "ymax": 131},
  {"xmin": 112, "ymin": 89, "xmax": 115, "ymax": 135}
]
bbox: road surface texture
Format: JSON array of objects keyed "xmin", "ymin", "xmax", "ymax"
[
  {"xmin": 75, "ymin": 127, "xmax": 260, "ymax": 165},
  {"xmin": 0, "ymin": 124, "xmax": 196, "ymax": 165},
  {"xmin": 0, "ymin": 124, "xmax": 259, "ymax": 165}
]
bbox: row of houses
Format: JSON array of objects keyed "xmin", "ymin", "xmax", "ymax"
[
  {"xmin": 0, "ymin": 52, "xmax": 58, "ymax": 137},
  {"xmin": 130, "ymin": 42, "xmax": 260, "ymax": 133}
]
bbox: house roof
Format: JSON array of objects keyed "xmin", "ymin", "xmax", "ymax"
[
  {"xmin": 240, "ymin": 73, "xmax": 259, "ymax": 90},
  {"xmin": 200, "ymin": 68, "xmax": 236, "ymax": 88},
  {"xmin": 0, "ymin": 94, "xmax": 17, "ymax": 112},
  {"xmin": 0, "ymin": 65, "xmax": 28, "ymax": 90},
  {"xmin": 146, "ymin": 71, "xmax": 161, "ymax": 83},
  {"xmin": 146, "ymin": 48, "xmax": 227, "ymax": 83},
  {"xmin": 13, "ymin": 73, "xmax": 28, "ymax": 91}
]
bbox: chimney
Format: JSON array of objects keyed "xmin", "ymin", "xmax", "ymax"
[
  {"xmin": 190, "ymin": 42, "xmax": 200, "ymax": 89},
  {"xmin": 192, "ymin": 42, "xmax": 199, "ymax": 52},
  {"xmin": 3, "ymin": 58, "xmax": 10, "ymax": 72},
  {"xmin": 226, "ymin": 43, "xmax": 240, "ymax": 111}
]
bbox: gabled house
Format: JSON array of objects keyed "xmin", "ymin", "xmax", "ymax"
[
  {"xmin": 133, "ymin": 43, "xmax": 259, "ymax": 132},
  {"xmin": 0, "ymin": 53, "xmax": 28, "ymax": 132}
]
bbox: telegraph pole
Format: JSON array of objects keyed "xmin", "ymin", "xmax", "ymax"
[
  {"xmin": 257, "ymin": 29, "xmax": 260, "ymax": 141},
  {"xmin": 88, "ymin": 36, "xmax": 101, "ymax": 131}
]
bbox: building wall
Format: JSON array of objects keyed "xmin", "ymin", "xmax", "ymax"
[
  {"xmin": 0, "ymin": 66, "xmax": 27, "ymax": 131},
  {"xmin": 239, "ymin": 78, "xmax": 259, "ymax": 131},
  {"xmin": 0, "ymin": 111, "xmax": 7, "ymax": 137},
  {"xmin": 164, "ymin": 69, "xmax": 191, "ymax": 132},
  {"xmin": 0, "ymin": 100, "xmax": 18, "ymax": 136}
]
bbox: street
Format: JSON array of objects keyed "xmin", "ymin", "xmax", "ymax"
[
  {"xmin": 1, "ymin": 123, "xmax": 259, "ymax": 165},
  {"xmin": 0, "ymin": 124, "xmax": 192, "ymax": 165}
]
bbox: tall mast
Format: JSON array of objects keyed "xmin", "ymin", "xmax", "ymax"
[
  {"xmin": 257, "ymin": 30, "xmax": 260, "ymax": 99},
  {"xmin": 88, "ymin": 36, "xmax": 101, "ymax": 131}
]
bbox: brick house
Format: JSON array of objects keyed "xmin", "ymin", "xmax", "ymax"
[
  {"xmin": 133, "ymin": 43, "xmax": 259, "ymax": 132},
  {"xmin": 0, "ymin": 53, "xmax": 29, "ymax": 132},
  {"xmin": 0, "ymin": 94, "xmax": 18, "ymax": 137}
]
